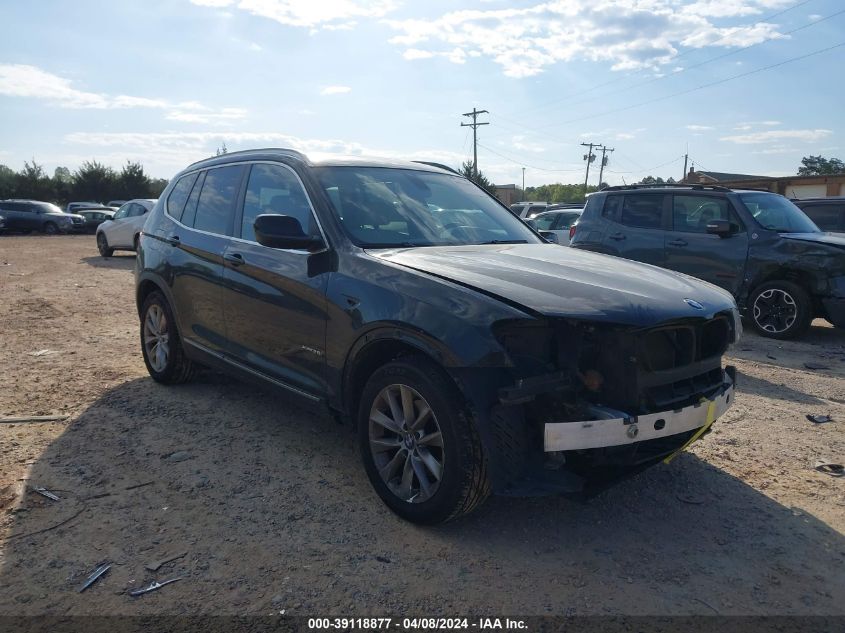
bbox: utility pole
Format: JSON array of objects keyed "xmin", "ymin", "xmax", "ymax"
[
  {"xmin": 597, "ymin": 146, "xmax": 614, "ymax": 189},
  {"xmin": 461, "ymin": 107, "xmax": 489, "ymax": 179},
  {"xmin": 581, "ymin": 142, "xmax": 601, "ymax": 193},
  {"xmin": 682, "ymin": 153, "xmax": 689, "ymax": 182},
  {"xmin": 521, "ymin": 167, "xmax": 526, "ymax": 194}
]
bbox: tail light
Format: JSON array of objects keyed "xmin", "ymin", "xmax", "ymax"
[{"xmin": 569, "ymin": 223, "xmax": 577, "ymax": 241}]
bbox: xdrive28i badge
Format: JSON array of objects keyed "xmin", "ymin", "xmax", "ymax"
[{"xmin": 684, "ymin": 298, "xmax": 705, "ymax": 310}]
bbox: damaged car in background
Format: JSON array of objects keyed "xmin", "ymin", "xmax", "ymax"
[{"xmin": 136, "ymin": 149, "xmax": 740, "ymax": 524}]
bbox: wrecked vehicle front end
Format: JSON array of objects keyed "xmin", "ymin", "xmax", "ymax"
[{"xmin": 450, "ymin": 312, "xmax": 739, "ymax": 497}]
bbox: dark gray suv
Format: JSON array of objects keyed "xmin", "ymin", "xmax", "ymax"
[
  {"xmin": 136, "ymin": 150, "xmax": 740, "ymax": 523},
  {"xmin": 0, "ymin": 199, "xmax": 82, "ymax": 234},
  {"xmin": 571, "ymin": 184, "xmax": 845, "ymax": 339}
]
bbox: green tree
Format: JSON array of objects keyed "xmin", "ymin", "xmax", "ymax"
[
  {"xmin": 0, "ymin": 164, "xmax": 16, "ymax": 199},
  {"xmin": 149, "ymin": 178, "xmax": 169, "ymax": 198},
  {"xmin": 16, "ymin": 160, "xmax": 54, "ymax": 201},
  {"xmin": 460, "ymin": 160, "xmax": 495, "ymax": 194},
  {"xmin": 72, "ymin": 160, "xmax": 118, "ymax": 203},
  {"xmin": 524, "ymin": 182, "xmax": 598, "ymax": 203},
  {"xmin": 52, "ymin": 166, "xmax": 73, "ymax": 206},
  {"xmin": 798, "ymin": 155, "xmax": 845, "ymax": 176},
  {"xmin": 117, "ymin": 161, "xmax": 151, "ymax": 199}
]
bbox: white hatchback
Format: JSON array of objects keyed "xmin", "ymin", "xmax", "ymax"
[{"xmin": 96, "ymin": 199, "xmax": 157, "ymax": 256}]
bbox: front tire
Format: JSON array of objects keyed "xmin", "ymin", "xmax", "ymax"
[
  {"xmin": 43, "ymin": 221, "xmax": 58, "ymax": 235},
  {"xmin": 749, "ymin": 280, "xmax": 812, "ymax": 340},
  {"xmin": 140, "ymin": 291, "xmax": 195, "ymax": 384},
  {"xmin": 358, "ymin": 356, "xmax": 489, "ymax": 524},
  {"xmin": 97, "ymin": 233, "xmax": 114, "ymax": 257}
]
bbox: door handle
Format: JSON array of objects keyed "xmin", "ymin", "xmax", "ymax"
[
  {"xmin": 668, "ymin": 239, "xmax": 688, "ymax": 247},
  {"xmin": 608, "ymin": 232, "xmax": 626, "ymax": 241},
  {"xmin": 224, "ymin": 252, "xmax": 245, "ymax": 266},
  {"xmin": 165, "ymin": 235, "xmax": 180, "ymax": 246}
]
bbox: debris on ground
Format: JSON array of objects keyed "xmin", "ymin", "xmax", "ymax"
[
  {"xmin": 78, "ymin": 563, "xmax": 111, "ymax": 593},
  {"xmin": 807, "ymin": 414, "xmax": 834, "ymax": 424},
  {"xmin": 124, "ymin": 481, "xmax": 154, "ymax": 491},
  {"xmin": 0, "ymin": 415, "xmax": 69, "ymax": 424},
  {"xmin": 32, "ymin": 486, "xmax": 59, "ymax": 501},
  {"xmin": 128, "ymin": 577, "xmax": 182, "ymax": 596},
  {"xmin": 28, "ymin": 349, "xmax": 58, "ymax": 357},
  {"xmin": 814, "ymin": 461, "xmax": 844, "ymax": 478},
  {"xmin": 145, "ymin": 551, "xmax": 188, "ymax": 572},
  {"xmin": 804, "ymin": 362, "xmax": 831, "ymax": 371},
  {"xmin": 161, "ymin": 451, "xmax": 192, "ymax": 463}
]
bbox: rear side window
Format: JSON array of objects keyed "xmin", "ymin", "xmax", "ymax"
[
  {"xmin": 167, "ymin": 173, "xmax": 198, "ymax": 220},
  {"xmin": 193, "ymin": 165, "xmax": 246, "ymax": 236},
  {"xmin": 554, "ymin": 212, "xmax": 580, "ymax": 230},
  {"xmin": 533, "ymin": 213, "xmax": 557, "ymax": 231},
  {"xmin": 801, "ymin": 204, "xmax": 843, "ymax": 231},
  {"xmin": 620, "ymin": 195, "xmax": 663, "ymax": 229},
  {"xmin": 602, "ymin": 195, "xmax": 622, "ymax": 219}
]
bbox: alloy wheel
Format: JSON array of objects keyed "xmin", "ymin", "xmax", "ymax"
[
  {"xmin": 368, "ymin": 384, "xmax": 444, "ymax": 504},
  {"xmin": 143, "ymin": 304, "xmax": 170, "ymax": 373},
  {"xmin": 753, "ymin": 288, "xmax": 797, "ymax": 334}
]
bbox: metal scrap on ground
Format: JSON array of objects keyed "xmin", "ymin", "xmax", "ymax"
[
  {"xmin": 807, "ymin": 414, "xmax": 834, "ymax": 424},
  {"xmin": 128, "ymin": 577, "xmax": 182, "ymax": 596},
  {"xmin": 0, "ymin": 415, "xmax": 69, "ymax": 424},
  {"xmin": 78, "ymin": 563, "xmax": 111, "ymax": 593}
]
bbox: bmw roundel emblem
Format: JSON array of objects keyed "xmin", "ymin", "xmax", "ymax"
[{"xmin": 684, "ymin": 298, "xmax": 705, "ymax": 310}]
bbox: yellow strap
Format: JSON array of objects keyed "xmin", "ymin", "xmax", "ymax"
[{"xmin": 663, "ymin": 398, "xmax": 717, "ymax": 465}]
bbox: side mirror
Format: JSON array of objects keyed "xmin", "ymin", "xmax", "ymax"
[
  {"xmin": 254, "ymin": 214, "xmax": 324, "ymax": 251},
  {"xmin": 706, "ymin": 219, "xmax": 732, "ymax": 237},
  {"xmin": 539, "ymin": 230, "xmax": 559, "ymax": 244}
]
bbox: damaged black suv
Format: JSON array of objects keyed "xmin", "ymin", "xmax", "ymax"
[{"xmin": 136, "ymin": 149, "xmax": 740, "ymax": 523}]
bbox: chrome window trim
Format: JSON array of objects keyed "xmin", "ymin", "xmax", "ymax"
[{"xmin": 162, "ymin": 160, "xmax": 330, "ymax": 255}]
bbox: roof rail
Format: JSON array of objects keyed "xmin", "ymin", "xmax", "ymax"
[
  {"xmin": 412, "ymin": 161, "xmax": 460, "ymax": 175},
  {"xmin": 185, "ymin": 147, "xmax": 309, "ymax": 170},
  {"xmin": 601, "ymin": 183, "xmax": 732, "ymax": 192}
]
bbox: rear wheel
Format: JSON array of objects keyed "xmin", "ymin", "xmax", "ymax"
[
  {"xmin": 140, "ymin": 291, "xmax": 195, "ymax": 384},
  {"xmin": 358, "ymin": 356, "xmax": 489, "ymax": 524},
  {"xmin": 43, "ymin": 221, "xmax": 58, "ymax": 235},
  {"xmin": 749, "ymin": 280, "xmax": 812, "ymax": 340},
  {"xmin": 97, "ymin": 233, "xmax": 114, "ymax": 257}
]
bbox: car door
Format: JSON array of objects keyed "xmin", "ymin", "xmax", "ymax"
[
  {"xmin": 600, "ymin": 193, "xmax": 668, "ymax": 266},
  {"xmin": 166, "ymin": 166, "xmax": 247, "ymax": 354},
  {"xmin": 107, "ymin": 203, "xmax": 135, "ymax": 246},
  {"xmin": 0, "ymin": 202, "xmax": 23, "ymax": 230},
  {"xmin": 220, "ymin": 162, "xmax": 329, "ymax": 396},
  {"xmin": 664, "ymin": 193, "xmax": 749, "ymax": 296}
]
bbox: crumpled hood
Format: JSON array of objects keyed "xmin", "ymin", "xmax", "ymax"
[
  {"xmin": 781, "ymin": 232, "xmax": 845, "ymax": 250},
  {"xmin": 371, "ymin": 244, "xmax": 737, "ymax": 325}
]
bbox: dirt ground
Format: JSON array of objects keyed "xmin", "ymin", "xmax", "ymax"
[{"xmin": 1, "ymin": 234, "xmax": 843, "ymax": 616}]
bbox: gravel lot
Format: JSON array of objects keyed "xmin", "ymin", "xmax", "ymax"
[{"xmin": 1, "ymin": 234, "xmax": 844, "ymax": 616}]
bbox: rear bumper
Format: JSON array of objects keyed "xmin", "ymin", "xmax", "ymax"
[{"xmin": 544, "ymin": 372, "xmax": 734, "ymax": 452}]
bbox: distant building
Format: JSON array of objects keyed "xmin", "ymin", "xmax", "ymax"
[
  {"xmin": 492, "ymin": 183, "xmax": 520, "ymax": 206},
  {"xmin": 683, "ymin": 169, "xmax": 845, "ymax": 199}
]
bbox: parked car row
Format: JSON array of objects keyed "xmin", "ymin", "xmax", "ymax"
[
  {"xmin": 0, "ymin": 199, "xmax": 85, "ymax": 234},
  {"xmin": 569, "ymin": 184, "xmax": 845, "ymax": 339}
]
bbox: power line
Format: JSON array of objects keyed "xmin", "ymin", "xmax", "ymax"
[
  {"xmin": 477, "ymin": 142, "xmax": 583, "ymax": 172},
  {"xmin": 496, "ymin": 0, "xmax": 818, "ymax": 121},
  {"xmin": 538, "ymin": 40, "xmax": 845, "ymax": 132}
]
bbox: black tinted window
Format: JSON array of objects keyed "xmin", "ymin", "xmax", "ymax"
[
  {"xmin": 672, "ymin": 195, "xmax": 733, "ymax": 233},
  {"xmin": 167, "ymin": 173, "xmax": 198, "ymax": 220},
  {"xmin": 180, "ymin": 172, "xmax": 205, "ymax": 228},
  {"xmin": 602, "ymin": 195, "xmax": 622, "ymax": 219},
  {"xmin": 801, "ymin": 204, "xmax": 843, "ymax": 231},
  {"xmin": 242, "ymin": 164, "xmax": 317, "ymax": 242},
  {"xmin": 620, "ymin": 195, "xmax": 663, "ymax": 229},
  {"xmin": 193, "ymin": 165, "xmax": 245, "ymax": 236}
]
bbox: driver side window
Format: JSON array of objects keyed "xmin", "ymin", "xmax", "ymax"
[
  {"xmin": 113, "ymin": 204, "xmax": 131, "ymax": 220},
  {"xmin": 241, "ymin": 163, "xmax": 319, "ymax": 242},
  {"xmin": 672, "ymin": 195, "xmax": 739, "ymax": 234}
]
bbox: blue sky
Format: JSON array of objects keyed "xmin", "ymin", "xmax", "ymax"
[{"xmin": 0, "ymin": 0, "xmax": 843, "ymax": 187}]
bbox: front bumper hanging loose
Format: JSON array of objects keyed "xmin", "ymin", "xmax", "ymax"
[{"xmin": 543, "ymin": 368, "xmax": 735, "ymax": 453}]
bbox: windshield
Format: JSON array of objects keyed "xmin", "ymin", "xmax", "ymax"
[
  {"xmin": 739, "ymin": 192, "xmax": 820, "ymax": 233},
  {"xmin": 314, "ymin": 167, "xmax": 540, "ymax": 248}
]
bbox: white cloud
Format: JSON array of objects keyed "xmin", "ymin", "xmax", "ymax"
[
  {"xmin": 0, "ymin": 63, "xmax": 246, "ymax": 125},
  {"xmin": 720, "ymin": 129, "xmax": 833, "ymax": 144},
  {"xmin": 686, "ymin": 124, "xmax": 714, "ymax": 131},
  {"xmin": 384, "ymin": 1, "xmax": 790, "ymax": 78},
  {"xmin": 509, "ymin": 135, "xmax": 545, "ymax": 153},
  {"xmin": 188, "ymin": 0, "xmax": 397, "ymax": 30},
  {"xmin": 320, "ymin": 85, "xmax": 351, "ymax": 95}
]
